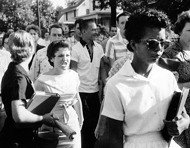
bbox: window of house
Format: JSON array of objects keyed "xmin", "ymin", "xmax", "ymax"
[
  {"xmin": 66, "ymin": 12, "xmax": 68, "ymax": 21},
  {"xmin": 74, "ymin": 10, "xmax": 76, "ymax": 17}
]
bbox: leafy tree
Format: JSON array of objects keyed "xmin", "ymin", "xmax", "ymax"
[
  {"xmin": 95, "ymin": 0, "xmax": 190, "ymax": 25},
  {"xmin": 149, "ymin": 0, "xmax": 190, "ymax": 24},
  {"xmin": 0, "ymin": 0, "xmax": 58, "ymax": 33},
  {"xmin": 31, "ymin": 0, "xmax": 56, "ymax": 29},
  {"xmin": 55, "ymin": 6, "xmax": 65, "ymax": 22},
  {"xmin": 65, "ymin": 0, "xmax": 78, "ymax": 7},
  {"xmin": 0, "ymin": 0, "xmax": 35, "ymax": 32}
]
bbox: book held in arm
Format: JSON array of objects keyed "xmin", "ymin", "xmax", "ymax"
[
  {"xmin": 166, "ymin": 87, "xmax": 189, "ymax": 121},
  {"xmin": 162, "ymin": 87, "xmax": 189, "ymax": 143},
  {"xmin": 26, "ymin": 91, "xmax": 60, "ymax": 115},
  {"xmin": 27, "ymin": 91, "xmax": 77, "ymax": 139}
]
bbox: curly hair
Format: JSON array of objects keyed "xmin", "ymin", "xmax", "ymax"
[
  {"xmin": 47, "ymin": 40, "xmax": 70, "ymax": 67},
  {"xmin": 125, "ymin": 8, "xmax": 171, "ymax": 52},
  {"xmin": 25, "ymin": 24, "xmax": 41, "ymax": 37},
  {"xmin": 8, "ymin": 30, "xmax": 35, "ymax": 63}
]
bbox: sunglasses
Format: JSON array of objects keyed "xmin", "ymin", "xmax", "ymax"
[{"xmin": 141, "ymin": 39, "xmax": 168, "ymax": 52}]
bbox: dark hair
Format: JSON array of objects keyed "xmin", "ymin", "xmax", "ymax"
[
  {"xmin": 110, "ymin": 25, "xmax": 117, "ymax": 30},
  {"xmin": 25, "ymin": 24, "xmax": 41, "ymax": 37},
  {"xmin": 173, "ymin": 10, "xmax": 190, "ymax": 35},
  {"xmin": 79, "ymin": 19, "xmax": 95, "ymax": 31},
  {"xmin": 47, "ymin": 40, "xmax": 70, "ymax": 66},
  {"xmin": 2, "ymin": 32, "xmax": 11, "ymax": 46},
  {"xmin": 125, "ymin": 8, "xmax": 170, "ymax": 52},
  {"xmin": 74, "ymin": 19, "xmax": 83, "ymax": 27},
  {"xmin": 49, "ymin": 23, "xmax": 64, "ymax": 35},
  {"xmin": 116, "ymin": 12, "xmax": 130, "ymax": 23}
]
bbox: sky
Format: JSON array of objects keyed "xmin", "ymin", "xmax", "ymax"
[{"xmin": 49, "ymin": 0, "xmax": 67, "ymax": 8}]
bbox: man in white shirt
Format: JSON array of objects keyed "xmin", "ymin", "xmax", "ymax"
[
  {"xmin": 29, "ymin": 23, "xmax": 64, "ymax": 82},
  {"xmin": 70, "ymin": 19, "xmax": 104, "ymax": 148}
]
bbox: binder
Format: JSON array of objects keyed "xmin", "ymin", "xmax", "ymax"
[
  {"xmin": 26, "ymin": 91, "xmax": 60, "ymax": 115},
  {"xmin": 166, "ymin": 87, "xmax": 189, "ymax": 121},
  {"xmin": 162, "ymin": 87, "xmax": 189, "ymax": 142}
]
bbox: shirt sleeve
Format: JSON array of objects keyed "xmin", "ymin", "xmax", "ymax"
[
  {"xmin": 71, "ymin": 46, "xmax": 79, "ymax": 62},
  {"xmin": 101, "ymin": 80, "xmax": 124, "ymax": 121},
  {"xmin": 105, "ymin": 39, "xmax": 114, "ymax": 58},
  {"xmin": 11, "ymin": 76, "xmax": 27, "ymax": 101}
]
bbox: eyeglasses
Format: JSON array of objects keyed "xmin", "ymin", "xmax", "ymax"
[{"xmin": 141, "ymin": 39, "xmax": 168, "ymax": 52}]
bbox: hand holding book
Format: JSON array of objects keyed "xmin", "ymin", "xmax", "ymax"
[{"xmin": 162, "ymin": 87, "xmax": 190, "ymax": 143}]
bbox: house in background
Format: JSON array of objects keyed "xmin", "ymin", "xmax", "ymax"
[{"xmin": 58, "ymin": 0, "xmax": 121, "ymax": 33}]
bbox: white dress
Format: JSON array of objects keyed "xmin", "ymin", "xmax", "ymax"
[{"xmin": 35, "ymin": 70, "xmax": 81, "ymax": 148}]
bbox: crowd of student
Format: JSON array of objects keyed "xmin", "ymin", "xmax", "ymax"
[{"xmin": 0, "ymin": 7, "xmax": 190, "ymax": 148}]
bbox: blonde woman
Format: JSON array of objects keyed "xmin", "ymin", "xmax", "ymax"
[{"xmin": 0, "ymin": 30, "xmax": 56, "ymax": 148}]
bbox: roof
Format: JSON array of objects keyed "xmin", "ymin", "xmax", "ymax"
[
  {"xmin": 61, "ymin": 0, "xmax": 85, "ymax": 13},
  {"xmin": 75, "ymin": 11, "xmax": 111, "ymax": 20}
]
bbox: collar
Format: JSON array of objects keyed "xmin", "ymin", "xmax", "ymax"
[
  {"xmin": 80, "ymin": 38, "xmax": 95, "ymax": 47},
  {"xmin": 119, "ymin": 60, "xmax": 136, "ymax": 77},
  {"xmin": 9, "ymin": 62, "xmax": 29, "ymax": 77},
  {"xmin": 119, "ymin": 60, "xmax": 156, "ymax": 80}
]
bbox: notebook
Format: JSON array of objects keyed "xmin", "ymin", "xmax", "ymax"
[
  {"xmin": 162, "ymin": 87, "xmax": 189, "ymax": 142},
  {"xmin": 26, "ymin": 91, "xmax": 60, "ymax": 115},
  {"xmin": 166, "ymin": 87, "xmax": 189, "ymax": 121}
]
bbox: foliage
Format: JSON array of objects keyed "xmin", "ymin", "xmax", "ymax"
[
  {"xmin": 65, "ymin": 0, "xmax": 78, "ymax": 7},
  {"xmin": 0, "ymin": 0, "xmax": 35, "ymax": 32},
  {"xmin": 0, "ymin": 0, "xmax": 61, "ymax": 33},
  {"xmin": 31, "ymin": 0, "xmax": 56, "ymax": 30},
  {"xmin": 55, "ymin": 6, "xmax": 65, "ymax": 20},
  {"xmin": 151, "ymin": 0, "xmax": 190, "ymax": 24},
  {"xmin": 95, "ymin": 0, "xmax": 190, "ymax": 24}
]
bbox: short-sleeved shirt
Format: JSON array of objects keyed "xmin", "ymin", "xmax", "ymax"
[
  {"xmin": 29, "ymin": 47, "xmax": 53, "ymax": 82},
  {"xmin": 1, "ymin": 62, "xmax": 35, "ymax": 142},
  {"xmin": 102, "ymin": 60, "xmax": 179, "ymax": 136},
  {"xmin": 105, "ymin": 32, "xmax": 133, "ymax": 61},
  {"xmin": 71, "ymin": 40, "xmax": 104, "ymax": 93}
]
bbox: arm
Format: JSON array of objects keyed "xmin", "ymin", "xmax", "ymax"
[
  {"xmin": 11, "ymin": 76, "xmax": 57, "ymax": 127},
  {"xmin": 73, "ymin": 93, "xmax": 84, "ymax": 128},
  {"xmin": 178, "ymin": 82, "xmax": 190, "ymax": 90},
  {"xmin": 95, "ymin": 98, "xmax": 106, "ymax": 137},
  {"xmin": 29, "ymin": 53, "xmax": 40, "ymax": 82},
  {"xmin": 110, "ymin": 58, "xmax": 116, "ymax": 68},
  {"xmin": 12, "ymin": 99, "xmax": 43, "ymax": 123},
  {"xmin": 95, "ymin": 115, "xmax": 123, "ymax": 148},
  {"xmin": 105, "ymin": 39, "xmax": 114, "ymax": 68},
  {"xmin": 12, "ymin": 99, "xmax": 58, "ymax": 128},
  {"xmin": 70, "ymin": 60, "xmax": 78, "ymax": 72}
]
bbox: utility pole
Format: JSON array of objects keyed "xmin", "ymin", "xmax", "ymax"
[
  {"xmin": 110, "ymin": 0, "xmax": 116, "ymax": 27},
  {"xmin": 37, "ymin": 0, "xmax": 40, "ymax": 30}
]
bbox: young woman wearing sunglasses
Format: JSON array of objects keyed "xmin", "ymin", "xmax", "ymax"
[{"xmin": 95, "ymin": 8, "xmax": 190, "ymax": 148}]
